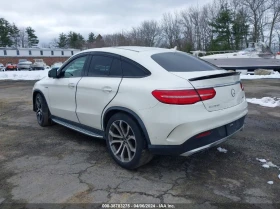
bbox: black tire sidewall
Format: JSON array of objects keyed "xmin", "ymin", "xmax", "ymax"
[
  {"xmin": 105, "ymin": 113, "xmax": 145, "ymax": 169},
  {"xmin": 36, "ymin": 94, "xmax": 51, "ymax": 126}
]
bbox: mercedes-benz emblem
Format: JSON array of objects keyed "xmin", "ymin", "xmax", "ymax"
[{"xmin": 231, "ymin": 89, "xmax": 236, "ymax": 97}]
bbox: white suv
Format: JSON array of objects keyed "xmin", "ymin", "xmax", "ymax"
[{"xmin": 32, "ymin": 47, "xmax": 248, "ymax": 169}]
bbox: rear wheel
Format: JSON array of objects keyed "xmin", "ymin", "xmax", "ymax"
[
  {"xmin": 105, "ymin": 113, "xmax": 153, "ymax": 169},
  {"xmin": 35, "ymin": 93, "xmax": 52, "ymax": 127}
]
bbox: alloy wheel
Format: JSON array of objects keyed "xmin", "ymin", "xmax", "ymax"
[
  {"xmin": 108, "ymin": 120, "xmax": 137, "ymax": 163},
  {"xmin": 36, "ymin": 96, "xmax": 43, "ymax": 123}
]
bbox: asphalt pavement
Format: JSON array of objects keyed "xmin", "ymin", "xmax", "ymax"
[{"xmin": 0, "ymin": 79, "xmax": 279, "ymax": 209}]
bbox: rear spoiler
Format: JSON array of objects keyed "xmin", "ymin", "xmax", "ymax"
[{"xmin": 188, "ymin": 72, "xmax": 240, "ymax": 81}]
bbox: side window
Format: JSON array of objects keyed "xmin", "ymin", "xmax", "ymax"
[
  {"xmin": 88, "ymin": 56, "xmax": 113, "ymax": 76},
  {"xmin": 109, "ymin": 59, "xmax": 122, "ymax": 77},
  {"xmin": 121, "ymin": 59, "xmax": 150, "ymax": 77},
  {"xmin": 60, "ymin": 56, "xmax": 87, "ymax": 78}
]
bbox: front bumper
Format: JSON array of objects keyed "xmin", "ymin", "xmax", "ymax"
[{"xmin": 148, "ymin": 115, "xmax": 246, "ymax": 155}]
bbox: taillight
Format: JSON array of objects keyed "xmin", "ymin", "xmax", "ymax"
[
  {"xmin": 152, "ymin": 88, "xmax": 216, "ymax": 105},
  {"xmin": 240, "ymin": 82, "xmax": 244, "ymax": 91},
  {"xmin": 196, "ymin": 88, "xmax": 216, "ymax": 101}
]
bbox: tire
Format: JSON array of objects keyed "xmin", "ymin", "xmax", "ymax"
[
  {"xmin": 35, "ymin": 93, "xmax": 52, "ymax": 127},
  {"xmin": 105, "ymin": 113, "xmax": 153, "ymax": 169}
]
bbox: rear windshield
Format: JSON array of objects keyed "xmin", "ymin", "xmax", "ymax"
[{"xmin": 151, "ymin": 52, "xmax": 219, "ymax": 72}]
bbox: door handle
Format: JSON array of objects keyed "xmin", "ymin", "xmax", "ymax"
[
  {"xmin": 102, "ymin": 87, "xmax": 112, "ymax": 93},
  {"xmin": 68, "ymin": 83, "xmax": 75, "ymax": 88}
]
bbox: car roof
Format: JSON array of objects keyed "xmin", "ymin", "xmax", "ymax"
[
  {"xmin": 78, "ymin": 46, "xmax": 180, "ymax": 76},
  {"xmin": 82, "ymin": 46, "xmax": 173, "ymax": 56}
]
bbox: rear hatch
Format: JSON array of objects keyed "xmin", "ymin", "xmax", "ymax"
[
  {"xmin": 171, "ymin": 71, "xmax": 244, "ymax": 111},
  {"xmin": 151, "ymin": 51, "xmax": 244, "ymax": 112}
]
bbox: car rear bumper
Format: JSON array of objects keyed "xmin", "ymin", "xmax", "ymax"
[
  {"xmin": 148, "ymin": 115, "xmax": 246, "ymax": 155},
  {"xmin": 5, "ymin": 67, "xmax": 16, "ymax": 71},
  {"xmin": 32, "ymin": 67, "xmax": 45, "ymax": 70},
  {"xmin": 18, "ymin": 65, "xmax": 31, "ymax": 69},
  {"xmin": 139, "ymin": 98, "xmax": 248, "ymax": 145}
]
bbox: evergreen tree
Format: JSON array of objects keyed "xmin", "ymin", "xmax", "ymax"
[
  {"xmin": 87, "ymin": 32, "xmax": 95, "ymax": 43},
  {"xmin": 10, "ymin": 23, "xmax": 20, "ymax": 47},
  {"xmin": 232, "ymin": 10, "xmax": 249, "ymax": 50},
  {"xmin": 0, "ymin": 18, "xmax": 13, "ymax": 47},
  {"xmin": 57, "ymin": 33, "xmax": 68, "ymax": 48},
  {"xmin": 209, "ymin": 4, "xmax": 233, "ymax": 50},
  {"xmin": 26, "ymin": 27, "xmax": 39, "ymax": 47},
  {"xmin": 68, "ymin": 31, "xmax": 85, "ymax": 49}
]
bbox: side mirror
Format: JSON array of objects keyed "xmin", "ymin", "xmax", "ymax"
[{"xmin": 48, "ymin": 68, "xmax": 58, "ymax": 78}]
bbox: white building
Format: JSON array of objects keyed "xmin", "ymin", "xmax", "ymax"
[{"xmin": 0, "ymin": 48, "xmax": 81, "ymax": 57}]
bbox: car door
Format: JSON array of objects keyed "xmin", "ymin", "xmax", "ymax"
[
  {"xmin": 76, "ymin": 54, "xmax": 122, "ymax": 129},
  {"xmin": 48, "ymin": 55, "xmax": 89, "ymax": 123}
]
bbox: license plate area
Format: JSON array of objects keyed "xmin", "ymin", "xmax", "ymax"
[{"xmin": 226, "ymin": 117, "xmax": 244, "ymax": 135}]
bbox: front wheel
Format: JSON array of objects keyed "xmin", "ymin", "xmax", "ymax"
[
  {"xmin": 35, "ymin": 94, "xmax": 52, "ymax": 127},
  {"xmin": 105, "ymin": 113, "xmax": 153, "ymax": 169}
]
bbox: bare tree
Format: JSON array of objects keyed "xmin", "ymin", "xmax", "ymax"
[
  {"xmin": 161, "ymin": 12, "xmax": 182, "ymax": 49},
  {"xmin": 126, "ymin": 20, "xmax": 161, "ymax": 46},
  {"xmin": 103, "ymin": 32, "xmax": 130, "ymax": 46},
  {"xmin": 40, "ymin": 42, "xmax": 51, "ymax": 48},
  {"xmin": 267, "ymin": 0, "xmax": 280, "ymax": 47},
  {"xmin": 181, "ymin": 8, "xmax": 195, "ymax": 50},
  {"xmin": 139, "ymin": 20, "xmax": 161, "ymax": 46},
  {"xmin": 48, "ymin": 38, "xmax": 59, "ymax": 48},
  {"xmin": 275, "ymin": 23, "xmax": 280, "ymax": 51},
  {"xmin": 52, "ymin": 0, "xmax": 280, "ymax": 52},
  {"xmin": 127, "ymin": 27, "xmax": 144, "ymax": 46},
  {"xmin": 189, "ymin": 7, "xmax": 202, "ymax": 50},
  {"xmin": 241, "ymin": 0, "xmax": 271, "ymax": 42},
  {"xmin": 19, "ymin": 27, "xmax": 28, "ymax": 48}
]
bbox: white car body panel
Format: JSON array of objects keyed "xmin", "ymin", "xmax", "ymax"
[
  {"xmin": 171, "ymin": 72, "xmax": 244, "ymax": 111},
  {"xmin": 33, "ymin": 46, "xmax": 248, "ymax": 156},
  {"xmin": 138, "ymin": 96, "xmax": 247, "ymax": 145},
  {"xmin": 76, "ymin": 77, "xmax": 122, "ymax": 129},
  {"xmin": 47, "ymin": 77, "xmax": 81, "ymax": 123}
]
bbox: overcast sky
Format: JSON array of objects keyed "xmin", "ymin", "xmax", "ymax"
[{"xmin": 1, "ymin": 0, "xmax": 212, "ymax": 45}]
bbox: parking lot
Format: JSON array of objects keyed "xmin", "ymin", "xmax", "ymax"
[{"xmin": 0, "ymin": 79, "xmax": 279, "ymax": 208}]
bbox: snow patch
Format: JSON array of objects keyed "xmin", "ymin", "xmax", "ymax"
[
  {"xmin": 278, "ymin": 174, "xmax": 280, "ymax": 179},
  {"xmin": 261, "ymin": 162, "xmax": 278, "ymax": 169},
  {"xmin": 267, "ymin": 181, "xmax": 273, "ymax": 185},
  {"xmin": 262, "ymin": 164, "xmax": 270, "ymax": 168},
  {"xmin": 0, "ymin": 69, "xmax": 49, "ymax": 80},
  {"xmin": 246, "ymin": 97, "xmax": 280, "ymax": 108},
  {"xmin": 256, "ymin": 158, "xmax": 267, "ymax": 163},
  {"xmin": 217, "ymin": 147, "xmax": 228, "ymax": 153},
  {"xmin": 266, "ymin": 162, "xmax": 278, "ymax": 168},
  {"xmin": 256, "ymin": 158, "xmax": 279, "ymax": 170},
  {"xmin": 240, "ymin": 71, "xmax": 280, "ymax": 79}
]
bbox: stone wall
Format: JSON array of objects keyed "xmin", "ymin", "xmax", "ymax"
[{"xmin": 0, "ymin": 57, "xmax": 70, "ymax": 66}]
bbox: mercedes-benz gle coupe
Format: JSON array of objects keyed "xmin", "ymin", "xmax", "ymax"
[{"xmin": 32, "ymin": 47, "xmax": 248, "ymax": 169}]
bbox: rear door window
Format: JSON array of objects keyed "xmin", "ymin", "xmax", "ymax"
[
  {"xmin": 88, "ymin": 56, "xmax": 113, "ymax": 76},
  {"xmin": 88, "ymin": 55, "xmax": 122, "ymax": 77},
  {"xmin": 151, "ymin": 52, "xmax": 219, "ymax": 72}
]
